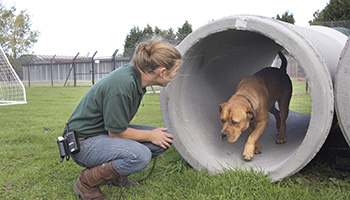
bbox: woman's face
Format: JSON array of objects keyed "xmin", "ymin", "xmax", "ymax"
[
  {"xmin": 157, "ymin": 68, "xmax": 177, "ymax": 87},
  {"xmin": 156, "ymin": 60, "xmax": 181, "ymax": 87}
]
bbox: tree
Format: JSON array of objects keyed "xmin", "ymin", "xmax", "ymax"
[
  {"xmin": 154, "ymin": 26, "xmax": 164, "ymax": 35},
  {"xmin": 176, "ymin": 20, "xmax": 192, "ymax": 41},
  {"xmin": 311, "ymin": 0, "xmax": 350, "ymax": 23},
  {"xmin": 143, "ymin": 24, "xmax": 153, "ymax": 35},
  {"xmin": 275, "ymin": 11, "xmax": 295, "ymax": 24},
  {"xmin": 123, "ymin": 26, "xmax": 144, "ymax": 57},
  {"xmin": 0, "ymin": 4, "xmax": 39, "ymax": 59},
  {"xmin": 123, "ymin": 21, "xmax": 193, "ymax": 57},
  {"xmin": 164, "ymin": 28, "xmax": 176, "ymax": 41}
]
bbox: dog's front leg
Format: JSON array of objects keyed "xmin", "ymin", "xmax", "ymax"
[
  {"xmin": 247, "ymin": 122, "xmax": 262, "ymax": 154},
  {"xmin": 243, "ymin": 120, "xmax": 268, "ymax": 161}
]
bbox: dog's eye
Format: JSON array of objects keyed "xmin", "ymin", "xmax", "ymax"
[{"xmin": 231, "ymin": 120, "xmax": 238, "ymax": 125}]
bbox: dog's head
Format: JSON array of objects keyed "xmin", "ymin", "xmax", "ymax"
[{"xmin": 219, "ymin": 100, "xmax": 255, "ymax": 143}]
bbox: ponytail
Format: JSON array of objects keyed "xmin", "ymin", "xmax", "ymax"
[{"xmin": 132, "ymin": 37, "xmax": 181, "ymax": 74}]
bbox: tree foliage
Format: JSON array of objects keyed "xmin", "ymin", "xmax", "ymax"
[
  {"xmin": 0, "ymin": 3, "xmax": 39, "ymax": 59},
  {"xmin": 275, "ymin": 11, "xmax": 295, "ymax": 24},
  {"xmin": 123, "ymin": 21, "xmax": 192, "ymax": 57},
  {"xmin": 311, "ymin": 0, "xmax": 350, "ymax": 23},
  {"xmin": 176, "ymin": 20, "xmax": 192, "ymax": 41}
]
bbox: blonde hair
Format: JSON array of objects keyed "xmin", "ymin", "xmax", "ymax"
[{"xmin": 132, "ymin": 38, "xmax": 182, "ymax": 74}]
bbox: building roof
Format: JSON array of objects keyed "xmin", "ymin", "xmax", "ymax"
[{"xmin": 33, "ymin": 55, "xmax": 89, "ymax": 62}]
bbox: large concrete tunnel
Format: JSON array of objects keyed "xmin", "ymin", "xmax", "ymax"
[
  {"xmin": 335, "ymin": 37, "xmax": 350, "ymax": 146},
  {"xmin": 160, "ymin": 15, "xmax": 348, "ymax": 182}
]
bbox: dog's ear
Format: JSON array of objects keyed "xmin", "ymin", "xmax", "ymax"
[
  {"xmin": 247, "ymin": 111, "xmax": 255, "ymax": 122},
  {"xmin": 246, "ymin": 107, "xmax": 256, "ymax": 122},
  {"xmin": 219, "ymin": 103, "xmax": 227, "ymax": 113}
]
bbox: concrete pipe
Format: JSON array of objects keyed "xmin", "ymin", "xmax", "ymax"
[
  {"xmin": 335, "ymin": 37, "xmax": 350, "ymax": 146},
  {"xmin": 160, "ymin": 15, "xmax": 348, "ymax": 182}
]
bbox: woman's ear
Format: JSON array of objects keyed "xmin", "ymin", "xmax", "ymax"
[{"xmin": 158, "ymin": 67, "xmax": 167, "ymax": 77}]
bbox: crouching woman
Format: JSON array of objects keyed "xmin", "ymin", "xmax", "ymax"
[{"xmin": 63, "ymin": 38, "xmax": 182, "ymax": 199}]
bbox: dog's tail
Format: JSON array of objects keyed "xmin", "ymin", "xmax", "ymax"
[{"xmin": 278, "ymin": 51, "xmax": 287, "ymax": 72}]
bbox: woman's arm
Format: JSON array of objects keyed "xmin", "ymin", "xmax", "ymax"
[{"xmin": 108, "ymin": 127, "xmax": 174, "ymax": 149}]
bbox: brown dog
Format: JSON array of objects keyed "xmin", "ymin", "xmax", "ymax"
[{"xmin": 219, "ymin": 51, "xmax": 292, "ymax": 161}]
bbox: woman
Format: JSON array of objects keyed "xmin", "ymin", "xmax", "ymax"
[{"xmin": 63, "ymin": 38, "xmax": 182, "ymax": 199}]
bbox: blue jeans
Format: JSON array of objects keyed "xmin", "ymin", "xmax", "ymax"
[{"xmin": 71, "ymin": 125, "xmax": 171, "ymax": 175}]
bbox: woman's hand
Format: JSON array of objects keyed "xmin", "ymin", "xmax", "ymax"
[
  {"xmin": 150, "ymin": 128, "xmax": 174, "ymax": 149},
  {"xmin": 109, "ymin": 127, "xmax": 174, "ymax": 149}
]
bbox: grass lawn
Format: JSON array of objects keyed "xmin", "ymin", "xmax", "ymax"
[
  {"xmin": 0, "ymin": 83, "xmax": 349, "ymax": 199},
  {"xmin": 289, "ymin": 78, "xmax": 311, "ymax": 114}
]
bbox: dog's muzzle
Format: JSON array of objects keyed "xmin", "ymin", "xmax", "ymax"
[{"xmin": 220, "ymin": 132, "xmax": 228, "ymax": 141}]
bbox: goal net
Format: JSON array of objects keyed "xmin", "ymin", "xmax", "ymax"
[{"xmin": 0, "ymin": 46, "xmax": 26, "ymax": 106}]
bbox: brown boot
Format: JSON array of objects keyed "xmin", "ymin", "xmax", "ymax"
[
  {"xmin": 109, "ymin": 175, "xmax": 139, "ymax": 188},
  {"xmin": 73, "ymin": 161, "xmax": 121, "ymax": 200}
]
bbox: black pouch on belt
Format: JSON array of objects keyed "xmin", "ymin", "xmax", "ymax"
[
  {"xmin": 56, "ymin": 123, "xmax": 80, "ymax": 162},
  {"xmin": 65, "ymin": 123, "xmax": 80, "ymax": 154}
]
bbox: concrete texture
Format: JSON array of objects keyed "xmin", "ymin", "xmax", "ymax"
[
  {"xmin": 160, "ymin": 15, "xmax": 348, "ymax": 182},
  {"xmin": 335, "ymin": 37, "xmax": 350, "ymax": 146}
]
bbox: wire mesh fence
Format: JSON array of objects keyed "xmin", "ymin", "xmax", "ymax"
[
  {"xmin": 21, "ymin": 55, "xmax": 131, "ymax": 87},
  {"xmin": 312, "ymin": 19, "xmax": 350, "ymax": 29},
  {"xmin": 311, "ymin": 20, "xmax": 350, "ymax": 36},
  {"xmin": 272, "ymin": 53, "xmax": 309, "ymax": 95}
]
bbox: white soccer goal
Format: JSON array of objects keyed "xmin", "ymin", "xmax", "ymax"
[{"xmin": 0, "ymin": 46, "xmax": 26, "ymax": 106}]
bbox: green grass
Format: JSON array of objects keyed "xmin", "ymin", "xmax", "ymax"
[
  {"xmin": 0, "ymin": 85, "xmax": 349, "ymax": 199},
  {"xmin": 22, "ymin": 81, "xmax": 93, "ymax": 87},
  {"xmin": 289, "ymin": 78, "xmax": 311, "ymax": 114}
]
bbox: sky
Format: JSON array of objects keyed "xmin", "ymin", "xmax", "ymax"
[{"xmin": 4, "ymin": 0, "xmax": 329, "ymax": 57}]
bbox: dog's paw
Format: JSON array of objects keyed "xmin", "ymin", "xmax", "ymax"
[
  {"xmin": 255, "ymin": 145, "xmax": 262, "ymax": 154},
  {"xmin": 243, "ymin": 154, "xmax": 254, "ymax": 161},
  {"xmin": 243, "ymin": 146, "xmax": 255, "ymax": 161},
  {"xmin": 276, "ymin": 137, "xmax": 286, "ymax": 144}
]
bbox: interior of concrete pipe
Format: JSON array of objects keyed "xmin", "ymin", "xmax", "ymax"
[
  {"xmin": 161, "ymin": 15, "xmax": 347, "ymax": 182},
  {"xmin": 164, "ymin": 30, "xmax": 310, "ymax": 177}
]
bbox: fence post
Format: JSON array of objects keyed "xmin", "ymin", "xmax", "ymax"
[
  {"xmin": 63, "ymin": 52, "xmax": 79, "ymax": 87},
  {"xmin": 50, "ymin": 55, "xmax": 56, "ymax": 87},
  {"xmin": 73, "ymin": 56, "xmax": 77, "ymax": 87},
  {"xmin": 26, "ymin": 56, "xmax": 34, "ymax": 87},
  {"xmin": 112, "ymin": 49, "xmax": 119, "ymax": 71},
  {"xmin": 27, "ymin": 65, "xmax": 31, "ymax": 88},
  {"xmin": 91, "ymin": 51, "xmax": 98, "ymax": 85}
]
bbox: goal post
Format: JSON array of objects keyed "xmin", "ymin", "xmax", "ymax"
[{"xmin": 0, "ymin": 46, "xmax": 27, "ymax": 106}]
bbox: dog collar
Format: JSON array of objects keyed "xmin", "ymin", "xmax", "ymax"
[{"xmin": 239, "ymin": 94, "xmax": 254, "ymax": 109}]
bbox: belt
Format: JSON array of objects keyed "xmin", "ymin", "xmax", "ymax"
[{"xmin": 78, "ymin": 137, "xmax": 87, "ymax": 143}]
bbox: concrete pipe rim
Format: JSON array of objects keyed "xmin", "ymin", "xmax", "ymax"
[
  {"xmin": 335, "ymin": 36, "xmax": 350, "ymax": 146},
  {"xmin": 161, "ymin": 15, "xmax": 336, "ymax": 182}
]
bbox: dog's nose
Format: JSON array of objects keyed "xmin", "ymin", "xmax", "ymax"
[{"xmin": 220, "ymin": 132, "xmax": 228, "ymax": 141}]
